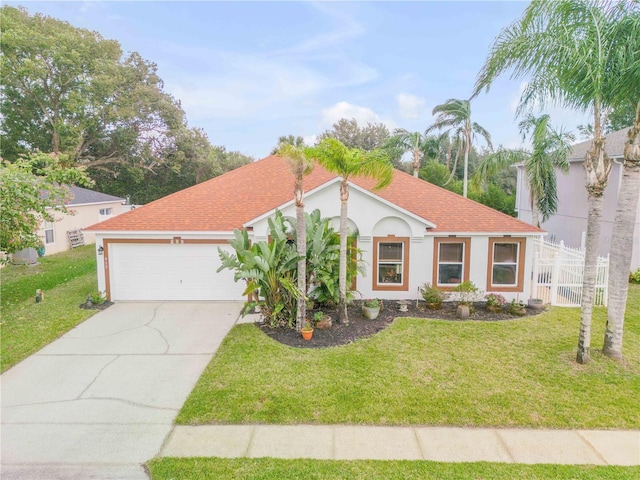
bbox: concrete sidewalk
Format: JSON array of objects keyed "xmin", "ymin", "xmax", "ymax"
[{"xmin": 160, "ymin": 424, "xmax": 640, "ymax": 465}]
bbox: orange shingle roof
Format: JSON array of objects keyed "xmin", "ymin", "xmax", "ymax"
[{"xmin": 86, "ymin": 155, "xmax": 542, "ymax": 234}]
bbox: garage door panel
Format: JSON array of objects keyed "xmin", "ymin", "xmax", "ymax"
[{"xmin": 108, "ymin": 243, "xmax": 245, "ymax": 301}]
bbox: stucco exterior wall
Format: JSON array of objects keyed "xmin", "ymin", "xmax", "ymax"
[
  {"xmin": 516, "ymin": 161, "xmax": 640, "ymax": 270},
  {"xmin": 38, "ymin": 201, "xmax": 127, "ymax": 256}
]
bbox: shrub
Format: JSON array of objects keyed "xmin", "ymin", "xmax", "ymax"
[
  {"xmin": 419, "ymin": 283, "xmax": 445, "ymax": 303},
  {"xmin": 453, "ymin": 280, "xmax": 482, "ymax": 305},
  {"xmin": 485, "ymin": 293, "xmax": 507, "ymax": 307},
  {"xmin": 630, "ymin": 268, "xmax": 640, "ymax": 284}
]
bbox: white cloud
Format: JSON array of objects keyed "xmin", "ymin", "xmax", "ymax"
[
  {"xmin": 396, "ymin": 93, "xmax": 426, "ymax": 119},
  {"xmin": 303, "ymin": 134, "xmax": 318, "ymax": 146},
  {"xmin": 321, "ymin": 101, "xmax": 382, "ymax": 126}
]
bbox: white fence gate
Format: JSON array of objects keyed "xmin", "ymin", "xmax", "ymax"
[{"xmin": 531, "ymin": 237, "xmax": 609, "ymax": 307}]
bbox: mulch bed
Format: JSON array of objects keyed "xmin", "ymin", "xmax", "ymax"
[
  {"xmin": 79, "ymin": 300, "xmax": 114, "ymax": 310},
  {"xmin": 261, "ymin": 300, "xmax": 546, "ymax": 349}
]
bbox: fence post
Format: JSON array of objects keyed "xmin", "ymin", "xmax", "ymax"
[{"xmin": 550, "ymin": 252, "xmax": 560, "ymax": 305}]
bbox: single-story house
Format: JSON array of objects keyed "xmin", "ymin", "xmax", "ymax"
[
  {"xmin": 514, "ymin": 127, "xmax": 639, "ymax": 270},
  {"xmin": 86, "ymin": 155, "xmax": 543, "ymax": 302},
  {"xmin": 38, "ymin": 186, "xmax": 127, "ymax": 256}
]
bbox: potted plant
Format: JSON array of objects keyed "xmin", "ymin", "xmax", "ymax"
[
  {"xmin": 453, "ymin": 280, "xmax": 480, "ymax": 319},
  {"xmin": 314, "ymin": 311, "xmax": 332, "ymax": 330},
  {"xmin": 527, "ymin": 298, "xmax": 544, "ymax": 310},
  {"xmin": 362, "ymin": 298, "xmax": 381, "ymax": 320},
  {"xmin": 301, "ymin": 321, "xmax": 314, "ymax": 340},
  {"xmin": 508, "ymin": 299, "xmax": 527, "ymax": 316},
  {"xmin": 419, "ymin": 283, "xmax": 445, "ymax": 310},
  {"xmin": 484, "ymin": 293, "xmax": 506, "ymax": 313}
]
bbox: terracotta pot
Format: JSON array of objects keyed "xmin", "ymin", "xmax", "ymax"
[
  {"xmin": 315, "ymin": 316, "xmax": 332, "ymax": 330},
  {"xmin": 486, "ymin": 304, "xmax": 503, "ymax": 313},
  {"xmin": 456, "ymin": 304, "xmax": 470, "ymax": 319},
  {"xmin": 301, "ymin": 328, "xmax": 314, "ymax": 340},
  {"xmin": 362, "ymin": 305, "xmax": 380, "ymax": 320},
  {"xmin": 426, "ymin": 302, "xmax": 442, "ymax": 310}
]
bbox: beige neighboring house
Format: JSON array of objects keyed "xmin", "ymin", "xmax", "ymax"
[
  {"xmin": 38, "ymin": 186, "xmax": 127, "ymax": 256},
  {"xmin": 515, "ymin": 127, "xmax": 640, "ymax": 270}
]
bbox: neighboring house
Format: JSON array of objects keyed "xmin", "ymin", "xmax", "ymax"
[
  {"xmin": 514, "ymin": 127, "xmax": 639, "ymax": 270},
  {"xmin": 38, "ymin": 186, "xmax": 126, "ymax": 256},
  {"xmin": 86, "ymin": 155, "xmax": 543, "ymax": 302}
]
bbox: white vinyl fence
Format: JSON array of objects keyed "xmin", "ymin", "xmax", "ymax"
[{"xmin": 531, "ymin": 237, "xmax": 609, "ymax": 307}]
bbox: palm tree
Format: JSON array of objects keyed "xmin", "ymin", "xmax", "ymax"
[
  {"xmin": 472, "ymin": 114, "xmax": 573, "ymax": 227},
  {"xmin": 308, "ymin": 138, "xmax": 393, "ymax": 324},
  {"xmin": 384, "ymin": 129, "xmax": 443, "ymax": 177},
  {"xmin": 271, "ymin": 135, "xmax": 306, "ymax": 155},
  {"xmin": 426, "ymin": 99, "xmax": 492, "ymax": 197},
  {"xmin": 473, "ymin": 0, "xmax": 633, "ymax": 364},
  {"xmin": 603, "ymin": 6, "xmax": 640, "ymax": 359},
  {"xmin": 273, "ymin": 142, "xmax": 313, "ymax": 331}
]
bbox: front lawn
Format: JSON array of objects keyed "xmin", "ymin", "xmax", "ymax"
[
  {"xmin": 147, "ymin": 458, "xmax": 639, "ymax": 480},
  {"xmin": 1, "ymin": 245, "xmax": 98, "ymax": 372},
  {"xmin": 177, "ymin": 285, "xmax": 640, "ymax": 429}
]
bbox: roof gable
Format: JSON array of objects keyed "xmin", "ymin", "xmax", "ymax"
[
  {"xmin": 86, "ymin": 155, "xmax": 541, "ymax": 234},
  {"xmin": 568, "ymin": 127, "xmax": 630, "ymax": 162}
]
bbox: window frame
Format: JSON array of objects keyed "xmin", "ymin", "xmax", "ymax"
[
  {"xmin": 486, "ymin": 237, "xmax": 526, "ymax": 292},
  {"xmin": 373, "ymin": 236, "xmax": 409, "ymax": 291},
  {"xmin": 99, "ymin": 207, "xmax": 113, "ymax": 216},
  {"xmin": 432, "ymin": 237, "xmax": 471, "ymax": 290},
  {"xmin": 44, "ymin": 221, "xmax": 55, "ymax": 244}
]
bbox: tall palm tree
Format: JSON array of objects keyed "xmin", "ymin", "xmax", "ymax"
[
  {"xmin": 603, "ymin": 5, "xmax": 640, "ymax": 359},
  {"xmin": 271, "ymin": 135, "xmax": 306, "ymax": 155},
  {"xmin": 274, "ymin": 142, "xmax": 313, "ymax": 331},
  {"xmin": 472, "ymin": 114, "xmax": 573, "ymax": 227},
  {"xmin": 308, "ymin": 138, "xmax": 393, "ymax": 324},
  {"xmin": 384, "ymin": 129, "xmax": 443, "ymax": 177},
  {"xmin": 426, "ymin": 99, "xmax": 492, "ymax": 197},
  {"xmin": 473, "ymin": 0, "xmax": 633, "ymax": 364}
]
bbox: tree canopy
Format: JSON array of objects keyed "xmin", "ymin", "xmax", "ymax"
[
  {"xmin": 0, "ymin": 152, "xmax": 92, "ymax": 256},
  {"xmin": 0, "ymin": 6, "xmax": 252, "ymax": 204}
]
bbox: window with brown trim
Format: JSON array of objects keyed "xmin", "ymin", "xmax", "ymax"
[
  {"xmin": 373, "ymin": 236, "xmax": 409, "ymax": 291},
  {"xmin": 487, "ymin": 237, "xmax": 526, "ymax": 292},
  {"xmin": 433, "ymin": 237, "xmax": 471, "ymax": 289}
]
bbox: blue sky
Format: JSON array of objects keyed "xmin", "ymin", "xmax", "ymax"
[{"xmin": 11, "ymin": 1, "xmax": 590, "ymax": 159}]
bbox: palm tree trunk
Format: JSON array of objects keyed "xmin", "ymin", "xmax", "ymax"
[
  {"xmin": 296, "ymin": 201, "xmax": 306, "ymax": 332},
  {"xmin": 338, "ymin": 180, "xmax": 349, "ymax": 325},
  {"xmin": 577, "ymin": 192, "xmax": 604, "ymax": 364},
  {"xmin": 603, "ymin": 120, "xmax": 640, "ymax": 358},
  {"xmin": 463, "ymin": 130, "xmax": 470, "ymax": 198},
  {"xmin": 413, "ymin": 148, "xmax": 420, "ymax": 177}
]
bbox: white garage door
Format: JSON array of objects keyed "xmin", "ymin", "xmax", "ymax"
[{"xmin": 108, "ymin": 243, "xmax": 246, "ymax": 301}]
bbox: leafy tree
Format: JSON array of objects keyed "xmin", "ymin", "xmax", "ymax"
[
  {"xmin": 473, "ymin": 114, "xmax": 573, "ymax": 227},
  {"xmin": 426, "ymin": 99, "xmax": 492, "ymax": 198},
  {"xmin": 318, "ymin": 118, "xmax": 391, "ymax": 152},
  {"xmin": 270, "ymin": 135, "xmax": 306, "ymax": 155},
  {"xmin": 273, "ymin": 141, "xmax": 314, "ymax": 331},
  {"xmin": 308, "ymin": 138, "xmax": 394, "ymax": 324},
  {"xmin": 0, "ymin": 152, "xmax": 92, "ymax": 256},
  {"xmin": 473, "ymin": 0, "xmax": 635, "ymax": 364},
  {"xmin": 1, "ymin": 6, "xmax": 184, "ymax": 171}
]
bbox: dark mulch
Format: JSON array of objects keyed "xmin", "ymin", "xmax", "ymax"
[{"xmin": 261, "ymin": 300, "xmax": 546, "ymax": 349}]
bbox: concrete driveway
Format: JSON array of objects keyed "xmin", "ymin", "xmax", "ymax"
[{"xmin": 1, "ymin": 301, "xmax": 243, "ymax": 480}]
